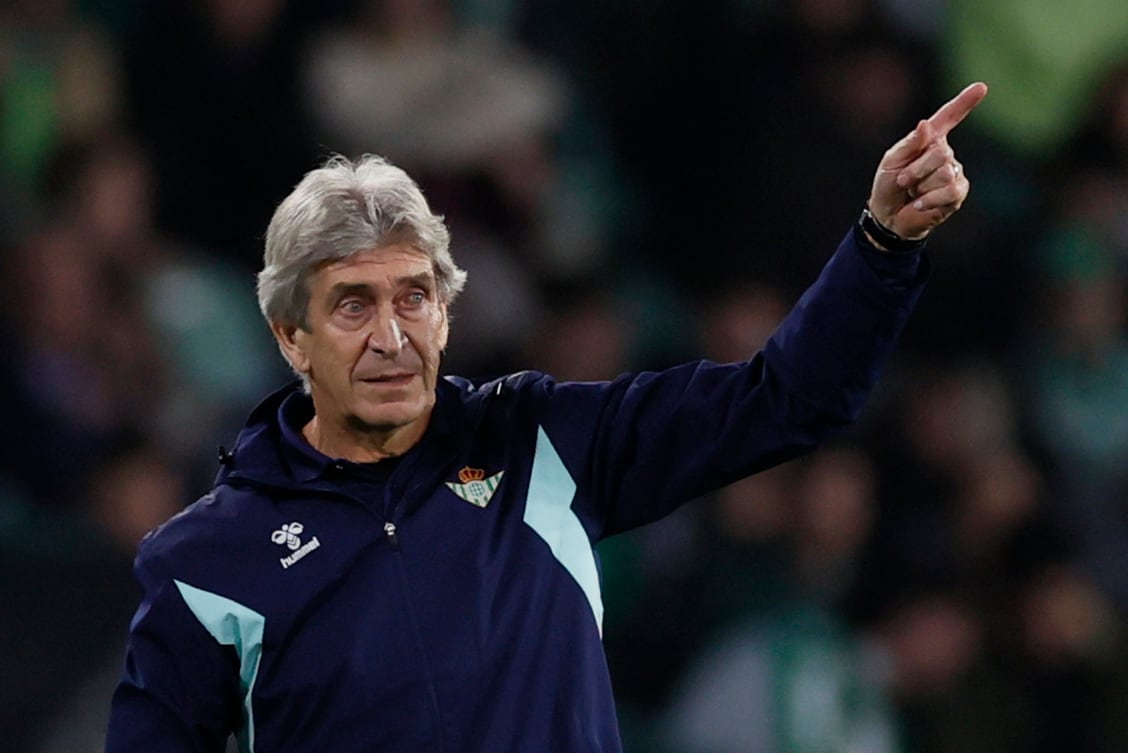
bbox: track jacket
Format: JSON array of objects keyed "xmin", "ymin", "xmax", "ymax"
[{"xmin": 105, "ymin": 227, "xmax": 927, "ymax": 753}]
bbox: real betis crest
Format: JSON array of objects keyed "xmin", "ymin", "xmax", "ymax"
[{"xmin": 446, "ymin": 466, "xmax": 504, "ymax": 508}]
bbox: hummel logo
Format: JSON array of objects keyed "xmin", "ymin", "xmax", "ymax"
[
  {"xmin": 272, "ymin": 522, "xmax": 304, "ymax": 550},
  {"xmin": 446, "ymin": 467, "xmax": 504, "ymax": 508},
  {"xmin": 271, "ymin": 521, "xmax": 320, "ymax": 569}
]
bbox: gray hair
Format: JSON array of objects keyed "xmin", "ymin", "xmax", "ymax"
[{"xmin": 257, "ymin": 154, "xmax": 467, "ymax": 331}]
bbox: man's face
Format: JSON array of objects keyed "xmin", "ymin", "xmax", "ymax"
[{"xmin": 275, "ymin": 243, "xmax": 449, "ymax": 440}]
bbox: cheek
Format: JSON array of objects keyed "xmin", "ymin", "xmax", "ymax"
[
  {"xmin": 436, "ymin": 321, "xmax": 449, "ymax": 353},
  {"xmin": 311, "ymin": 333, "xmax": 368, "ymax": 375},
  {"xmin": 435, "ymin": 307, "xmax": 449, "ymax": 351},
  {"xmin": 413, "ymin": 325, "xmax": 447, "ymax": 369},
  {"xmin": 420, "ymin": 335, "xmax": 445, "ymax": 366}
]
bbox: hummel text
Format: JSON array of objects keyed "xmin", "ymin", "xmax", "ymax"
[{"xmin": 280, "ymin": 536, "xmax": 320, "ymax": 569}]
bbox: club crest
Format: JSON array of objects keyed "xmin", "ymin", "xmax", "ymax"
[{"xmin": 446, "ymin": 466, "xmax": 504, "ymax": 508}]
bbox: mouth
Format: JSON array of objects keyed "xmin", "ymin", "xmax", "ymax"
[{"xmin": 358, "ymin": 373, "xmax": 416, "ymax": 387}]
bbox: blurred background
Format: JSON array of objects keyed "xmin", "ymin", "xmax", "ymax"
[{"xmin": 2, "ymin": 0, "xmax": 1128, "ymax": 750}]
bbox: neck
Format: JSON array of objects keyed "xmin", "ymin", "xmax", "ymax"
[{"xmin": 301, "ymin": 413, "xmax": 427, "ymax": 463}]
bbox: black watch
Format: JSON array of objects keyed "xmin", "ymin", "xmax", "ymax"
[{"xmin": 858, "ymin": 206, "xmax": 927, "ymax": 254}]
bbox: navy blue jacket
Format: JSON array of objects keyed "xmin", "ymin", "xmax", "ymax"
[{"xmin": 105, "ymin": 228, "xmax": 926, "ymax": 753}]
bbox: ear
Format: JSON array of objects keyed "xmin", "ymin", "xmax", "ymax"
[{"xmin": 270, "ymin": 320, "xmax": 311, "ymax": 375}]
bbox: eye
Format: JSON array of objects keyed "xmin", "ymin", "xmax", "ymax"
[
  {"xmin": 339, "ymin": 298, "xmax": 367, "ymax": 316},
  {"xmin": 403, "ymin": 290, "xmax": 427, "ymax": 307}
]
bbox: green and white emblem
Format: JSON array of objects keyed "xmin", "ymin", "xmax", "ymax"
[{"xmin": 446, "ymin": 467, "xmax": 504, "ymax": 508}]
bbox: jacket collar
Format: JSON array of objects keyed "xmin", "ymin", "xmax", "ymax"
[{"xmin": 218, "ymin": 377, "xmax": 476, "ymax": 490}]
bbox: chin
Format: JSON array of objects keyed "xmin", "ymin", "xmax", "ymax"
[{"xmin": 348, "ymin": 400, "xmax": 425, "ymax": 432}]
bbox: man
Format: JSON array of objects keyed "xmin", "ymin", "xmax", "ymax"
[{"xmin": 105, "ymin": 83, "xmax": 988, "ymax": 752}]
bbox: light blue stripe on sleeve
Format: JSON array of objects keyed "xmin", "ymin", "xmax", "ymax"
[
  {"xmin": 524, "ymin": 426, "xmax": 604, "ymax": 634},
  {"xmin": 175, "ymin": 580, "xmax": 265, "ymax": 753}
]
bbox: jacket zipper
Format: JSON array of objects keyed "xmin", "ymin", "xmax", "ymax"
[
  {"xmin": 383, "ymin": 488, "xmax": 446, "ymax": 753},
  {"xmin": 383, "ymin": 521, "xmax": 400, "ymax": 550}
]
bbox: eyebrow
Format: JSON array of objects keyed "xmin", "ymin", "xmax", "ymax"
[
  {"xmin": 326, "ymin": 273, "xmax": 436, "ymax": 301},
  {"xmin": 397, "ymin": 273, "xmax": 436, "ymax": 291}
]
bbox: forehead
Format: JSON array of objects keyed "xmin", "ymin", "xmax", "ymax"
[{"xmin": 315, "ymin": 243, "xmax": 434, "ymax": 287}]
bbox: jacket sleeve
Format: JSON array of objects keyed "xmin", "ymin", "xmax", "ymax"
[
  {"xmin": 105, "ymin": 545, "xmax": 241, "ymax": 753},
  {"xmin": 538, "ymin": 226, "xmax": 928, "ymax": 538}
]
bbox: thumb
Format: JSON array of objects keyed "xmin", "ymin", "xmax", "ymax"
[{"xmin": 882, "ymin": 119, "xmax": 933, "ymax": 170}]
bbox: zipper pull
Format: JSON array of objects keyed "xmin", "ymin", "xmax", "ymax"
[{"xmin": 384, "ymin": 521, "xmax": 400, "ymax": 550}]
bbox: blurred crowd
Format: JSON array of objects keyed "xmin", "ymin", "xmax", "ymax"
[{"xmin": 2, "ymin": 0, "xmax": 1128, "ymax": 751}]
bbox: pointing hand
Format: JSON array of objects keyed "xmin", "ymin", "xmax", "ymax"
[{"xmin": 867, "ymin": 82, "xmax": 988, "ymax": 242}]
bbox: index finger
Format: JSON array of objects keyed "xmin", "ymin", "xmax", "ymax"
[{"xmin": 926, "ymin": 82, "xmax": 989, "ymax": 138}]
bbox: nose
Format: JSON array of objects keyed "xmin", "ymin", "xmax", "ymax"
[{"xmin": 367, "ymin": 313, "xmax": 406, "ymax": 357}]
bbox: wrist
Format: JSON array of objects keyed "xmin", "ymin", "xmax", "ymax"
[{"xmin": 859, "ymin": 205, "xmax": 927, "ymax": 254}]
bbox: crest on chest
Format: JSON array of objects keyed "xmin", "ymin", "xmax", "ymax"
[{"xmin": 445, "ymin": 466, "xmax": 505, "ymax": 508}]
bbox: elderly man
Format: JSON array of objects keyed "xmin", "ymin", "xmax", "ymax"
[{"xmin": 106, "ymin": 83, "xmax": 987, "ymax": 752}]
